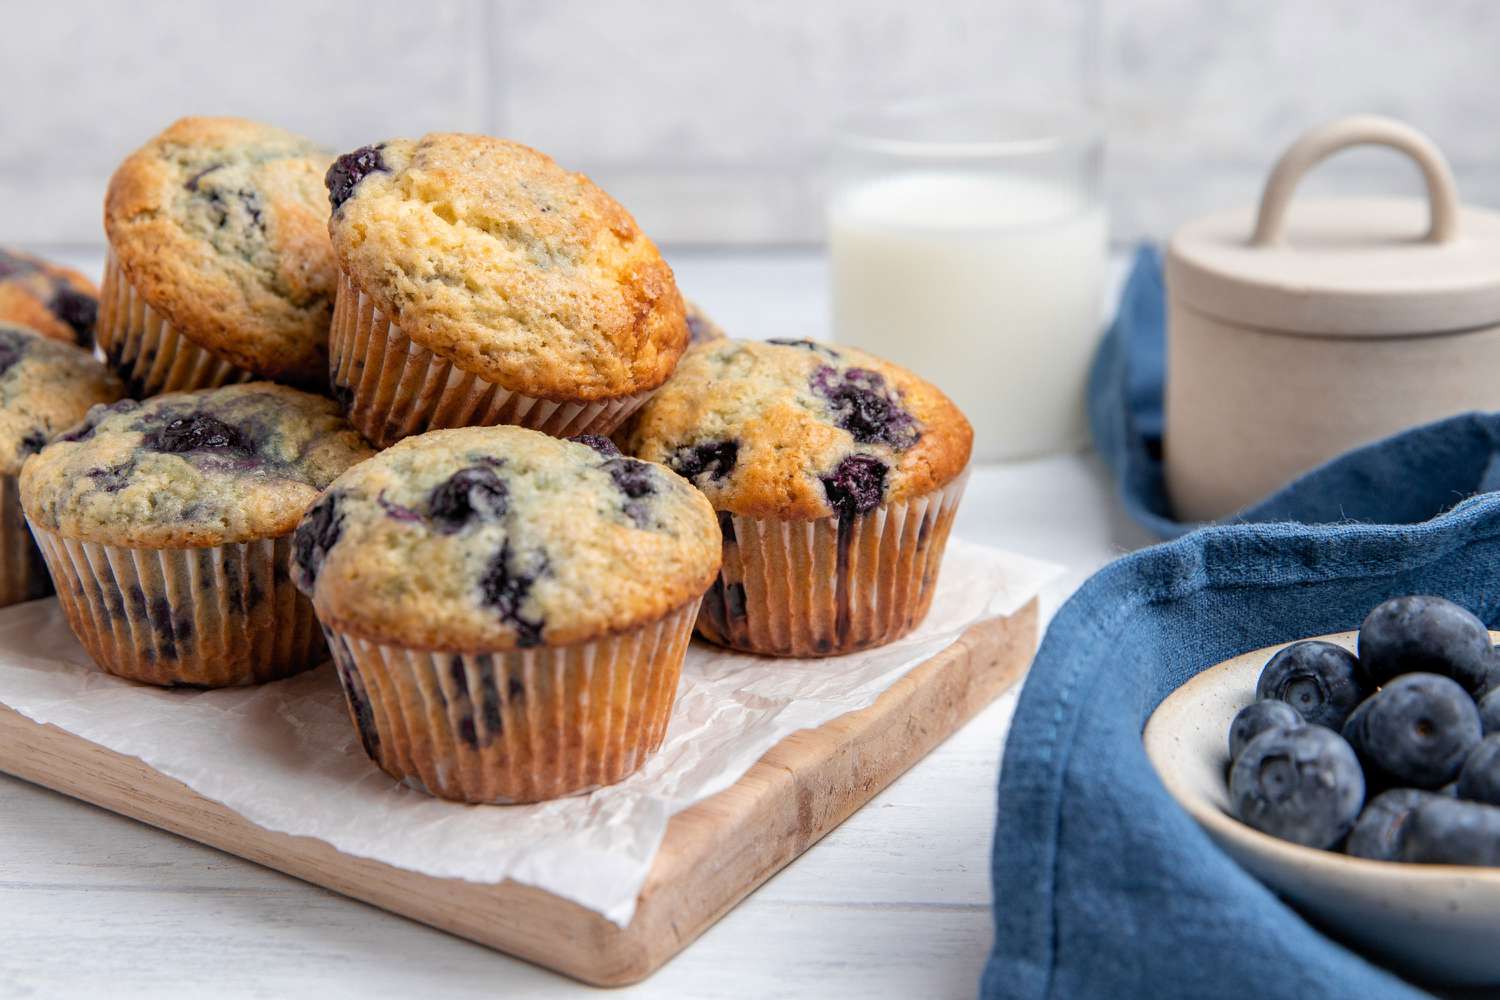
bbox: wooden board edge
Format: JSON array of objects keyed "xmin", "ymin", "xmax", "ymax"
[{"xmin": 0, "ymin": 599, "xmax": 1038, "ymax": 988}]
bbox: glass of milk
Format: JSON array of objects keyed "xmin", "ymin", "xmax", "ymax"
[{"xmin": 829, "ymin": 97, "xmax": 1107, "ymax": 462}]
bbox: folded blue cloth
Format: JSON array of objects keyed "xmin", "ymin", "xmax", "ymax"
[{"xmin": 984, "ymin": 246, "xmax": 1500, "ymax": 998}]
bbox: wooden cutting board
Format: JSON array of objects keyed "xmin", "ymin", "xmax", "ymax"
[{"xmin": 0, "ymin": 600, "xmax": 1036, "ymax": 987}]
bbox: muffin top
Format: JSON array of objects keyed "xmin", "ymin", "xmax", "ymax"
[
  {"xmin": 684, "ymin": 300, "xmax": 726, "ymax": 346},
  {"xmin": 325, "ymin": 133, "xmax": 688, "ymax": 402},
  {"xmin": 21, "ymin": 383, "xmax": 373, "ymax": 547},
  {"xmin": 0, "ymin": 324, "xmax": 123, "ymax": 476},
  {"xmin": 103, "ymin": 117, "xmax": 337, "ymax": 384},
  {"xmin": 0, "ymin": 248, "xmax": 99, "ymax": 348},
  {"xmin": 290, "ymin": 426, "xmax": 721, "ymax": 652},
  {"xmin": 625, "ymin": 339, "xmax": 972, "ymax": 521}
]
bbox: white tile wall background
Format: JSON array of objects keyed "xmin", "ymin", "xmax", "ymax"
[{"xmin": 2, "ymin": 0, "xmax": 1496, "ymax": 248}]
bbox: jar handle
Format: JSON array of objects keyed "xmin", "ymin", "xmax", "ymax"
[{"xmin": 1250, "ymin": 115, "xmax": 1460, "ymax": 247}]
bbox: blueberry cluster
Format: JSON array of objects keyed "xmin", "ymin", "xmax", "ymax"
[{"xmin": 1227, "ymin": 595, "xmax": 1500, "ymax": 863}]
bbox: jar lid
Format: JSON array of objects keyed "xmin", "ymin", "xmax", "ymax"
[{"xmin": 1167, "ymin": 116, "xmax": 1500, "ymax": 337}]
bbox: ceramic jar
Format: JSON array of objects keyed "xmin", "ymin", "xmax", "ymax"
[{"xmin": 1165, "ymin": 115, "xmax": 1500, "ymax": 522}]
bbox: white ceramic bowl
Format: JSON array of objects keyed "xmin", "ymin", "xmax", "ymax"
[{"xmin": 1144, "ymin": 630, "xmax": 1500, "ymax": 987}]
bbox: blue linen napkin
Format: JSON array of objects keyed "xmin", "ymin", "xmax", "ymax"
[{"xmin": 983, "ymin": 246, "xmax": 1500, "ymax": 997}]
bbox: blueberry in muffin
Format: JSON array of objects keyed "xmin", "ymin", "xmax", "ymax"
[
  {"xmin": 290, "ymin": 425, "xmax": 720, "ymax": 803},
  {"xmin": 21, "ymin": 382, "xmax": 372, "ymax": 685},
  {"xmin": 625, "ymin": 337, "xmax": 972, "ymax": 656}
]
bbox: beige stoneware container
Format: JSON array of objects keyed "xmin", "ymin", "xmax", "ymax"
[{"xmin": 1165, "ymin": 116, "xmax": 1500, "ymax": 522}]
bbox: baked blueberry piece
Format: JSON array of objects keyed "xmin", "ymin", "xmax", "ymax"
[
  {"xmin": 1457, "ymin": 735, "xmax": 1500, "ymax": 806},
  {"xmin": 101, "ymin": 117, "xmax": 337, "ymax": 396},
  {"xmin": 289, "ymin": 426, "xmax": 720, "ymax": 803},
  {"xmin": 0, "ymin": 248, "xmax": 100, "ymax": 347},
  {"xmin": 324, "ymin": 133, "xmax": 688, "ymax": 446},
  {"xmin": 1229, "ymin": 725, "xmax": 1365, "ymax": 849},
  {"xmin": 1256, "ymin": 640, "xmax": 1371, "ymax": 730},
  {"xmin": 20, "ymin": 383, "xmax": 371, "ymax": 686},
  {"xmin": 1341, "ymin": 673, "xmax": 1482, "ymax": 789},
  {"xmin": 0, "ymin": 323, "xmax": 122, "ymax": 606},
  {"xmin": 625, "ymin": 338, "xmax": 972, "ymax": 657}
]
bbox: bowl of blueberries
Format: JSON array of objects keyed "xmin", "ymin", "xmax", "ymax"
[{"xmin": 1144, "ymin": 595, "xmax": 1500, "ymax": 986}]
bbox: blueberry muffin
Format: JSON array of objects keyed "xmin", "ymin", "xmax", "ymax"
[
  {"xmin": 101, "ymin": 117, "xmax": 337, "ymax": 397},
  {"xmin": 625, "ymin": 338, "xmax": 972, "ymax": 657},
  {"xmin": 0, "ymin": 248, "xmax": 100, "ymax": 347},
  {"xmin": 20, "ymin": 383, "xmax": 373, "ymax": 686},
  {"xmin": 290, "ymin": 426, "xmax": 720, "ymax": 803},
  {"xmin": 324, "ymin": 133, "xmax": 689, "ymax": 446},
  {"xmin": 684, "ymin": 300, "xmax": 727, "ymax": 346},
  {"xmin": 0, "ymin": 324, "xmax": 124, "ymax": 605}
]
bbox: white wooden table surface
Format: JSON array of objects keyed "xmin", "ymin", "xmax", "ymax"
[{"xmin": 0, "ymin": 250, "xmax": 1148, "ymax": 1000}]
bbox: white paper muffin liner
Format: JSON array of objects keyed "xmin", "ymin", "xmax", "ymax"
[
  {"xmin": 96, "ymin": 251, "xmax": 256, "ymax": 397},
  {"xmin": 320, "ymin": 600, "xmax": 698, "ymax": 804},
  {"xmin": 328, "ymin": 272, "xmax": 654, "ymax": 447},
  {"xmin": 696, "ymin": 471, "xmax": 969, "ymax": 657},
  {"xmin": 28, "ymin": 523, "xmax": 324, "ymax": 687},
  {"xmin": 0, "ymin": 475, "xmax": 50, "ymax": 607}
]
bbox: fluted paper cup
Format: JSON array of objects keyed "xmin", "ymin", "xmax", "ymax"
[
  {"xmin": 96, "ymin": 251, "xmax": 256, "ymax": 398},
  {"xmin": 329, "ymin": 272, "xmax": 653, "ymax": 447},
  {"xmin": 696, "ymin": 471, "xmax": 969, "ymax": 657},
  {"xmin": 320, "ymin": 599, "xmax": 697, "ymax": 804},
  {"xmin": 0, "ymin": 475, "xmax": 51, "ymax": 607},
  {"xmin": 28, "ymin": 523, "xmax": 325, "ymax": 687}
]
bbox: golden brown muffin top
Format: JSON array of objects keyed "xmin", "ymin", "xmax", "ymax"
[
  {"xmin": 325, "ymin": 133, "xmax": 688, "ymax": 402},
  {"xmin": 104, "ymin": 117, "xmax": 337, "ymax": 385},
  {"xmin": 0, "ymin": 323, "xmax": 123, "ymax": 476},
  {"xmin": 0, "ymin": 248, "xmax": 99, "ymax": 348},
  {"xmin": 625, "ymin": 339, "xmax": 972, "ymax": 521},
  {"xmin": 21, "ymin": 383, "xmax": 373, "ymax": 547},
  {"xmin": 290, "ymin": 426, "xmax": 721, "ymax": 652}
]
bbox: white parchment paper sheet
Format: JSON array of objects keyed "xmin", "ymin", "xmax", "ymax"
[{"xmin": 0, "ymin": 538, "xmax": 1055, "ymax": 925}]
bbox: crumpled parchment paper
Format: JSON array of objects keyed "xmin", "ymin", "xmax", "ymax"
[{"xmin": 0, "ymin": 538, "xmax": 1056, "ymax": 926}]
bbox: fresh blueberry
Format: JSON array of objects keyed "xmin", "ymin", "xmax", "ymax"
[
  {"xmin": 1229, "ymin": 700, "xmax": 1303, "ymax": 761},
  {"xmin": 668, "ymin": 439, "xmax": 739, "ymax": 485},
  {"xmin": 428, "ymin": 465, "xmax": 509, "ymax": 533},
  {"xmin": 143, "ymin": 413, "xmax": 255, "ymax": 456},
  {"xmin": 1255, "ymin": 640, "xmax": 1372, "ymax": 730},
  {"xmin": 1457, "ymin": 734, "xmax": 1500, "ymax": 806},
  {"xmin": 478, "ymin": 540, "xmax": 546, "ymax": 647},
  {"xmin": 326, "ymin": 144, "xmax": 388, "ymax": 209},
  {"xmin": 1481, "ymin": 689, "xmax": 1500, "ymax": 736},
  {"xmin": 1229, "ymin": 725, "xmax": 1365, "ymax": 849},
  {"xmin": 1342, "ymin": 673, "xmax": 1482, "ymax": 789},
  {"xmin": 291, "ymin": 492, "xmax": 344, "ymax": 590},
  {"xmin": 1400, "ymin": 795, "xmax": 1500, "ymax": 865},
  {"xmin": 822, "ymin": 454, "xmax": 889, "ymax": 516},
  {"xmin": 50, "ymin": 286, "xmax": 97, "ymax": 347},
  {"xmin": 1359, "ymin": 595, "xmax": 1493, "ymax": 693},
  {"xmin": 809, "ymin": 365, "xmax": 919, "ymax": 450},
  {"xmin": 569, "ymin": 434, "xmax": 621, "ymax": 457},
  {"xmin": 1345, "ymin": 788, "xmax": 1436, "ymax": 861}
]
